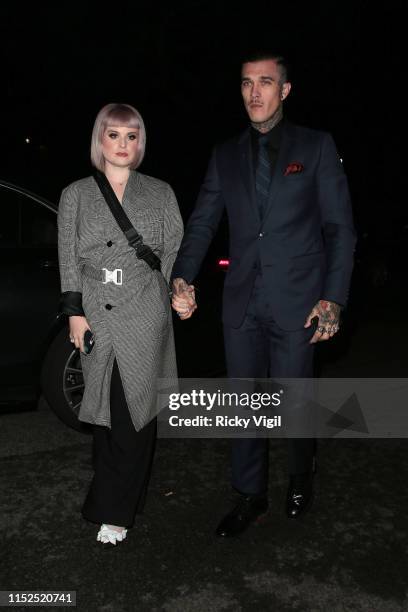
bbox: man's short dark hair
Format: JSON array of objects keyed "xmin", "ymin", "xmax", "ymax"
[{"xmin": 240, "ymin": 50, "xmax": 291, "ymax": 84}]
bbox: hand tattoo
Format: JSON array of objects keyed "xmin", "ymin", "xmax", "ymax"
[{"xmin": 315, "ymin": 300, "xmax": 341, "ymax": 334}]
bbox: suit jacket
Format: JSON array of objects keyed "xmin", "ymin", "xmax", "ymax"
[
  {"xmin": 58, "ymin": 171, "xmax": 183, "ymax": 431},
  {"xmin": 172, "ymin": 121, "xmax": 356, "ymax": 330}
]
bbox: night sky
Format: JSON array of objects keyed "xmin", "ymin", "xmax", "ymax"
[{"xmin": 1, "ymin": 1, "xmax": 405, "ymax": 234}]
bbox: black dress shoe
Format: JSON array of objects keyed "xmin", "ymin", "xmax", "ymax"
[
  {"xmin": 286, "ymin": 472, "xmax": 314, "ymax": 519},
  {"xmin": 216, "ymin": 495, "xmax": 268, "ymax": 537}
]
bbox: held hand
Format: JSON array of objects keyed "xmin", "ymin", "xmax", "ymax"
[
  {"xmin": 69, "ymin": 316, "xmax": 91, "ymax": 353},
  {"xmin": 304, "ymin": 300, "xmax": 341, "ymax": 344},
  {"xmin": 171, "ymin": 278, "xmax": 197, "ymax": 320}
]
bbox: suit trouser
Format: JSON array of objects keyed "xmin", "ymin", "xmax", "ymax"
[
  {"xmin": 81, "ymin": 359, "xmax": 156, "ymax": 528},
  {"xmin": 223, "ymin": 274, "xmax": 316, "ymax": 496}
]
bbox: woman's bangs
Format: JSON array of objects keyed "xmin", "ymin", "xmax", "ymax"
[{"xmin": 105, "ymin": 108, "xmax": 140, "ymax": 129}]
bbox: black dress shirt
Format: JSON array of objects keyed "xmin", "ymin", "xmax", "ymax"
[{"xmin": 250, "ymin": 118, "xmax": 284, "ymax": 175}]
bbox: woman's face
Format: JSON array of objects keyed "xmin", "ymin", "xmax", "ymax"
[{"xmin": 101, "ymin": 124, "xmax": 139, "ymax": 169}]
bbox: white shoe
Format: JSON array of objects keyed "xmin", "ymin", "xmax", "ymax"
[{"xmin": 97, "ymin": 524, "xmax": 127, "ymax": 545}]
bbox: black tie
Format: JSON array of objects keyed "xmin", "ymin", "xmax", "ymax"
[{"xmin": 255, "ymin": 133, "xmax": 271, "ymax": 219}]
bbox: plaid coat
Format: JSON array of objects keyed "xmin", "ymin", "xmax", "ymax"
[{"xmin": 58, "ymin": 171, "xmax": 183, "ymax": 431}]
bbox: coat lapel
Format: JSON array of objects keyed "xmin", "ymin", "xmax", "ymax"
[
  {"xmin": 91, "ymin": 171, "xmax": 142, "ymax": 228},
  {"xmin": 91, "ymin": 175, "xmax": 110, "ymax": 217},
  {"xmin": 122, "ymin": 171, "xmax": 143, "ymax": 210}
]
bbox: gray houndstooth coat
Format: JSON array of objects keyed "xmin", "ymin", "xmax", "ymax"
[{"xmin": 58, "ymin": 171, "xmax": 183, "ymax": 431}]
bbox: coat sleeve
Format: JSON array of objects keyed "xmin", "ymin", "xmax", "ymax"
[
  {"xmin": 57, "ymin": 184, "xmax": 85, "ymax": 316},
  {"xmin": 170, "ymin": 148, "xmax": 226, "ymax": 284},
  {"xmin": 317, "ymin": 133, "xmax": 357, "ymax": 307},
  {"xmin": 160, "ymin": 184, "xmax": 184, "ymax": 284}
]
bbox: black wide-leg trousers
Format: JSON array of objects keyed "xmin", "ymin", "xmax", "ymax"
[
  {"xmin": 82, "ymin": 359, "xmax": 157, "ymax": 528},
  {"xmin": 223, "ymin": 274, "xmax": 316, "ymax": 496}
]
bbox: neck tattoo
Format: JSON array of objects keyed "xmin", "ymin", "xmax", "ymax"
[{"xmin": 251, "ymin": 105, "xmax": 283, "ymax": 133}]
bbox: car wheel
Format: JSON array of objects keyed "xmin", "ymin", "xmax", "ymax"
[{"xmin": 41, "ymin": 326, "xmax": 91, "ymax": 434}]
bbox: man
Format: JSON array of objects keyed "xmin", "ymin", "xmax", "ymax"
[{"xmin": 171, "ymin": 51, "xmax": 356, "ymax": 537}]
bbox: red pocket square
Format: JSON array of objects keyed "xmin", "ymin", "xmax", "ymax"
[{"xmin": 284, "ymin": 162, "xmax": 304, "ymax": 176}]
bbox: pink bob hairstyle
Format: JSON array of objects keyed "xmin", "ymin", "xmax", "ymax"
[{"xmin": 90, "ymin": 103, "xmax": 146, "ymax": 171}]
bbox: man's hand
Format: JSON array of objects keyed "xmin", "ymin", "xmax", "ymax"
[
  {"xmin": 171, "ymin": 278, "xmax": 197, "ymax": 320},
  {"xmin": 304, "ymin": 300, "xmax": 341, "ymax": 344}
]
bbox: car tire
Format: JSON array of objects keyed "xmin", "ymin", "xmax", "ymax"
[{"xmin": 41, "ymin": 326, "xmax": 91, "ymax": 434}]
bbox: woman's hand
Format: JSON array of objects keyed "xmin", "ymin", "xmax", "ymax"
[
  {"xmin": 171, "ymin": 278, "xmax": 197, "ymax": 320},
  {"xmin": 69, "ymin": 316, "xmax": 91, "ymax": 353}
]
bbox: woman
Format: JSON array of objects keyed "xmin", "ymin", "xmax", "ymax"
[{"xmin": 58, "ymin": 103, "xmax": 184, "ymax": 545}]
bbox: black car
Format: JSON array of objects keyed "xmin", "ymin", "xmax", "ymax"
[{"xmin": 0, "ymin": 179, "xmax": 88, "ymax": 432}]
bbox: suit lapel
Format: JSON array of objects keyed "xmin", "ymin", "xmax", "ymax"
[
  {"xmin": 263, "ymin": 122, "xmax": 297, "ymax": 225},
  {"xmin": 237, "ymin": 129, "xmax": 261, "ymax": 223}
]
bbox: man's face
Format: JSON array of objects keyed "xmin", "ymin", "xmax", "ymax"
[{"xmin": 241, "ymin": 59, "xmax": 291, "ymax": 123}]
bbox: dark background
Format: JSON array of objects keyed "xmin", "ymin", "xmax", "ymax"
[
  {"xmin": 1, "ymin": 6, "xmax": 408, "ymax": 607},
  {"xmin": 1, "ymin": 0, "xmax": 405, "ymax": 233}
]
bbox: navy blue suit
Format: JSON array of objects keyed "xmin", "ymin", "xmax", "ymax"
[{"xmin": 172, "ymin": 120, "xmax": 356, "ymax": 493}]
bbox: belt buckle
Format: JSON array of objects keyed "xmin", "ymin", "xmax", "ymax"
[{"xmin": 102, "ymin": 268, "xmax": 123, "ymax": 285}]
